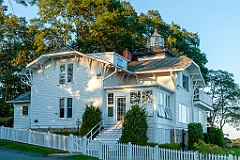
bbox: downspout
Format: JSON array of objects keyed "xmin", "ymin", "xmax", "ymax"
[
  {"xmin": 190, "ymin": 74, "xmax": 196, "ymax": 123},
  {"xmin": 171, "ymin": 71, "xmax": 177, "ymax": 143}
]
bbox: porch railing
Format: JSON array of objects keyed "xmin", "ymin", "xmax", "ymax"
[{"xmin": 194, "ymin": 90, "xmax": 212, "ymax": 106}]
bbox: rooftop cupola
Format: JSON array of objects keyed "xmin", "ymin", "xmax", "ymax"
[{"xmin": 149, "ymin": 29, "xmax": 164, "ymax": 49}]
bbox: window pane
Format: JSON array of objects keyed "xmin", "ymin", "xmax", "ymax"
[
  {"xmin": 142, "ymin": 90, "xmax": 153, "ymax": 103},
  {"xmin": 59, "ymin": 98, "xmax": 64, "ymax": 118},
  {"xmin": 108, "ymin": 93, "xmax": 114, "ymax": 105},
  {"xmin": 130, "ymin": 91, "xmax": 140, "ymax": 104},
  {"xmin": 108, "ymin": 106, "xmax": 113, "ymax": 117},
  {"xmin": 67, "ymin": 98, "xmax": 72, "ymax": 118},
  {"xmin": 67, "ymin": 64, "xmax": 73, "ymax": 83},
  {"xmin": 22, "ymin": 106, "xmax": 28, "ymax": 116},
  {"xmin": 59, "ymin": 65, "xmax": 65, "ymax": 84},
  {"xmin": 183, "ymin": 75, "xmax": 189, "ymax": 91}
]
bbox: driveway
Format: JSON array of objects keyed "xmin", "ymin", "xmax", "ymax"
[{"xmin": 0, "ymin": 147, "xmax": 68, "ymax": 160}]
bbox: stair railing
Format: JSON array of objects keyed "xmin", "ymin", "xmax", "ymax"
[
  {"xmin": 84, "ymin": 114, "xmax": 106, "ymax": 145},
  {"xmin": 106, "ymin": 120, "xmax": 123, "ymax": 142}
]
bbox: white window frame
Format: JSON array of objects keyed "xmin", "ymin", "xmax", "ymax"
[
  {"xmin": 165, "ymin": 94, "xmax": 172, "ymax": 119},
  {"xmin": 22, "ymin": 106, "xmax": 29, "ymax": 116},
  {"xmin": 59, "ymin": 63, "xmax": 73, "ymax": 84},
  {"xmin": 179, "ymin": 72, "xmax": 189, "ymax": 91},
  {"xmin": 107, "ymin": 93, "xmax": 114, "ymax": 117},
  {"xmin": 59, "ymin": 97, "xmax": 73, "ymax": 118},
  {"xmin": 179, "ymin": 103, "xmax": 189, "ymax": 124},
  {"xmin": 130, "ymin": 90, "xmax": 153, "ymax": 116},
  {"xmin": 157, "ymin": 91, "xmax": 172, "ymax": 119},
  {"xmin": 199, "ymin": 110, "xmax": 205, "ymax": 125},
  {"xmin": 157, "ymin": 92, "xmax": 165, "ymax": 118}
]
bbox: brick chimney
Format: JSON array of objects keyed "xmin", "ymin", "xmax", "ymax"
[{"xmin": 123, "ymin": 48, "xmax": 132, "ymax": 61}]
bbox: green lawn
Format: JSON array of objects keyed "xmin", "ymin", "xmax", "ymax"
[{"xmin": 0, "ymin": 140, "xmax": 98, "ymax": 159}]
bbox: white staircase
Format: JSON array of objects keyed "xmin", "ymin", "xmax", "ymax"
[{"xmin": 94, "ymin": 123, "xmax": 122, "ymax": 143}]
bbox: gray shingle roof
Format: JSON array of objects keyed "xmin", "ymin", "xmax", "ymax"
[
  {"xmin": 8, "ymin": 91, "xmax": 31, "ymax": 103},
  {"xmin": 128, "ymin": 56, "xmax": 192, "ymax": 73},
  {"xmin": 44, "ymin": 46, "xmax": 75, "ymax": 55}
]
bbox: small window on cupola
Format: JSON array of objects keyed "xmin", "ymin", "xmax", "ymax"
[{"xmin": 150, "ymin": 29, "xmax": 164, "ymax": 48}]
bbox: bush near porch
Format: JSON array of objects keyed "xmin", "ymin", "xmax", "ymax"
[
  {"xmin": 79, "ymin": 104, "xmax": 102, "ymax": 137},
  {"xmin": 121, "ymin": 104, "xmax": 148, "ymax": 144}
]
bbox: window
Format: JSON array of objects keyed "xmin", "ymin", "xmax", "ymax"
[
  {"xmin": 130, "ymin": 90, "xmax": 153, "ymax": 116},
  {"xmin": 59, "ymin": 65, "xmax": 66, "ymax": 84},
  {"xmin": 107, "ymin": 93, "xmax": 114, "ymax": 117},
  {"xmin": 59, "ymin": 63, "xmax": 73, "ymax": 84},
  {"xmin": 59, "ymin": 98, "xmax": 73, "ymax": 118},
  {"xmin": 157, "ymin": 92, "xmax": 165, "ymax": 117},
  {"xmin": 182, "ymin": 74, "xmax": 189, "ymax": 91},
  {"xmin": 179, "ymin": 103, "xmax": 189, "ymax": 123},
  {"xmin": 130, "ymin": 91, "xmax": 140, "ymax": 104},
  {"xmin": 165, "ymin": 95, "xmax": 172, "ymax": 119},
  {"xmin": 59, "ymin": 98, "xmax": 65, "ymax": 118},
  {"xmin": 67, "ymin": 64, "xmax": 73, "ymax": 83},
  {"xmin": 199, "ymin": 110, "xmax": 205, "ymax": 125},
  {"xmin": 22, "ymin": 106, "xmax": 28, "ymax": 116},
  {"xmin": 67, "ymin": 98, "xmax": 72, "ymax": 118},
  {"xmin": 142, "ymin": 90, "xmax": 153, "ymax": 103},
  {"xmin": 117, "ymin": 58, "xmax": 123, "ymax": 68}
]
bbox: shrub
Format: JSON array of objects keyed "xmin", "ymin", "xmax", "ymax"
[
  {"xmin": 207, "ymin": 127, "xmax": 224, "ymax": 147},
  {"xmin": 188, "ymin": 123, "xmax": 204, "ymax": 150},
  {"xmin": 158, "ymin": 143, "xmax": 181, "ymax": 150},
  {"xmin": 193, "ymin": 139, "xmax": 233, "ymax": 155},
  {"xmin": 79, "ymin": 104, "xmax": 102, "ymax": 137},
  {"xmin": 0, "ymin": 99, "xmax": 13, "ymax": 117},
  {"xmin": 121, "ymin": 104, "xmax": 148, "ymax": 144},
  {"xmin": 0, "ymin": 117, "xmax": 13, "ymax": 127}
]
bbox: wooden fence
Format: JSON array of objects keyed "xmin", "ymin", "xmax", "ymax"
[{"xmin": 1, "ymin": 126, "xmax": 240, "ymax": 160}]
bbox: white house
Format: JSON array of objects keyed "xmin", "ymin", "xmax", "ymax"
[{"xmin": 9, "ymin": 30, "xmax": 212, "ymax": 144}]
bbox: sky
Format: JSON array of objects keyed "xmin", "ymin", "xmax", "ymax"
[{"xmin": 4, "ymin": 0, "xmax": 240, "ymax": 138}]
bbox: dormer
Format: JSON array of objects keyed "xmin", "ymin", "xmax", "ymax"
[{"xmin": 87, "ymin": 52, "xmax": 129, "ymax": 69}]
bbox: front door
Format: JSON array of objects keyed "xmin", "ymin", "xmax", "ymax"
[{"xmin": 116, "ymin": 97, "xmax": 126, "ymax": 121}]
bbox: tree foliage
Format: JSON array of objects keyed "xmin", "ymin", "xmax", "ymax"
[
  {"xmin": 121, "ymin": 104, "xmax": 148, "ymax": 144},
  {"xmin": 1, "ymin": 0, "xmax": 210, "ymax": 115},
  {"xmin": 206, "ymin": 70, "xmax": 240, "ymax": 130},
  {"xmin": 205, "ymin": 127, "xmax": 224, "ymax": 147},
  {"xmin": 79, "ymin": 104, "xmax": 102, "ymax": 137}
]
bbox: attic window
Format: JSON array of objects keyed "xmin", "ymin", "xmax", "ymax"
[
  {"xmin": 117, "ymin": 58, "xmax": 123, "ymax": 68},
  {"xmin": 59, "ymin": 63, "xmax": 73, "ymax": 84}
]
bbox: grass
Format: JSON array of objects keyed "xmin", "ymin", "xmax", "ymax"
[
  {"xmin": 0, "ymin": 140, "xmax": 98, "ymax": 159},
  {"xmin": 228, "ymin": 147, "xmax": 240, "ymax": 156}
]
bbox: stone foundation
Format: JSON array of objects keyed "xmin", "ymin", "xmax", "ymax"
[
  {"xmin": 31, "ymin": 127, "xmax": 79, "ymax": 133},
  {"xmin": 170, "ymin": 129, "xmax": 188, "ymax": 146}
]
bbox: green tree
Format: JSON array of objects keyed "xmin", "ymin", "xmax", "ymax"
[
  {"xmin": 121, "ymin": 104, "xmax": 148, "ymax": 144},
  {"xmin": 206, "ymin": 127, "xmax": 224, "ymax": 147},
  {"xmin": 206, "ymin": 70, "xmax": 240, "ymax": 130},
  {"xmin": 79, "ymin": 104, "xmax": 102, "ymax": 137},
  {"xmin": 0, "ymin": 2, "xmax": 32, "ymax": 101}
]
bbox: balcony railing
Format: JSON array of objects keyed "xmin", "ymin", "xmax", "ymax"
[{"xmin": 193, "ymin": 90, "xmax": 212, "ymax": 107}]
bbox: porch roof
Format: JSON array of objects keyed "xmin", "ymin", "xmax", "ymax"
[
  {"xmin": 7, "ymin": 91, "xmax": 31, "ymax": 104},
  {"xmin": 128, "ymin": 56, "xmax": 206, "ymax": 87},
  {"xmin": 104, "ymin": 83, "xmax": 175, "ymax": 93}
]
